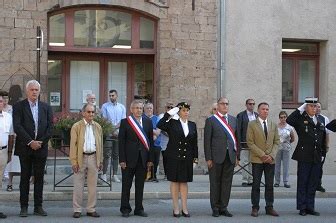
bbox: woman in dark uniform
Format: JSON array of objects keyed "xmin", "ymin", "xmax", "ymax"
[{"xmin": 157, "ymin": 102, "xmax": 198, "ymax": 218}]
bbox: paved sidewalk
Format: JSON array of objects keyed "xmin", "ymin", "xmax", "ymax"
[{"xmin": 1, "ymin": 174, "xmax": 335, "ymax": 201}]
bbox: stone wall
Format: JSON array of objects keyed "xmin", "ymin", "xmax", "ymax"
[{"xmin": 0, "ymin": 0, "xmax": 219, "ymax": 169}]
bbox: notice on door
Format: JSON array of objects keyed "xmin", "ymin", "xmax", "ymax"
[{"xmin": 50, "ymin": 92, "xmax": 61, "ymax": 106}]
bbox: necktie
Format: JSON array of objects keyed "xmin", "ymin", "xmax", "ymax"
[
  {"xmin": 263, "ymin": 121, "xmax": 268, "ymax": 140},
  {"xmin": 223, "ymin": 115, "xmax": 228, "ymax": 124}
]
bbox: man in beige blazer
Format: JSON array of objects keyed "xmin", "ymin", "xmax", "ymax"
[
  {"xmin": 69, "ymin": 104, "xmax": 103, "ymax": 218},
  {"xmin": 247, "ymin": 102, "xmax": 280, "ymax": 217}
]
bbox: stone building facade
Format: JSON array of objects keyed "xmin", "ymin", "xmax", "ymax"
[{"xmin": 0, "ymin": 0, "xmax": 335, "ymax": 174}]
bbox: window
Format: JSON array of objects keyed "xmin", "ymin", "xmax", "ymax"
[
  {"xmin": 282, "ymin": 42, "xmax": 319, "ymax": 108},
  {"xmin": 48, "ymin": 6, "xmax": 157, "ymax": 112},
  {"xmin": 49, "ymin": 14, "xmax": 65, "ymax": 46},
  {"xmin": 74, "ymin": 10, "xmax": 132, "ymax": 48}
]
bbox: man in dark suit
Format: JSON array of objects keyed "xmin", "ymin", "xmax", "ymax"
[
  {"xmin": 13, "ymin": 80, "xmax": 53, "ymax": 217},
  {"xmin": 204, "ymin": 97, "xmax": 239, "ymax": 217},
  {"xmin": 236, "ymin": 98, "xmax": 258, "ymax": 186},
  {"xmin": 286, "ymin": 98, "xmax": 326, "ymax": 216},
  {"xmin": 315, "ymin": 102, "xmax": 330, "ymax": 192},
  {"xmin": 119, "ymin": 100, "xmax": 153, "ymax": 217}
]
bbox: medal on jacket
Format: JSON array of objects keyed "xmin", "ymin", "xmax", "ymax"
[{"xmin": 304, "ymin": 120, "xmax": 308, "ymax": 133}]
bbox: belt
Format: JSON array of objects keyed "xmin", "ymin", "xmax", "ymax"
[
  {"xmin": 0, "ymin": 146, "xmax": 7, "ymax": 150},
  {"xmin": 83, "ymin": 151, "xmax": 96, "ymax": 156}
]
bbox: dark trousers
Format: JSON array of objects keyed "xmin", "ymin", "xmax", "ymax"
[
  {"xmin": 251, "ymin": 163, "xmax": 275, "ymax": 209},
  {"xmin": 297, "ymin": 161, "xmax": 320, "ymax": 210},
  {"xmin": 103, "ymin": 138, "xmax": 119, "ymax": 174},
  {"xmin": 318, "ymin": 157, "xmax": 325, "ymax": 187},
  {"xmin": 161, "ymin": 151, "xmax": 167, "ymax": 176},
  {"xmin": 209, "ymin": 153, "xmax": 234, "ymax": 211},
  {"xmin": 120, "ymin": 154, "xmax": 146, "ymax": 214},
  {"xmin": 19, "ymin": 154, "xmax": 47, "ymax": 208},
  {"xmin": 150, "ymin": 147, "xmax": 161, "ymax": 179}
]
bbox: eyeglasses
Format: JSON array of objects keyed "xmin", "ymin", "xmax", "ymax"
[
  {"xmin": 279, "ymin": 116, "xmax": 287, "ymax": 119},
  {"xmin": 248, "ymin": 103, "xmax": 255, "ymax": 105},
  {"xmin": 86, "ymin": 111, "xmax": 95, "ymax": 114},
  {"xmin": 218, "ymin": 102, "xmax": 229, "ymax": 106}
]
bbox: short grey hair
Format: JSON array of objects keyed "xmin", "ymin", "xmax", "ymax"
[
  {"xmin": 82, "ymin": 103, "xmax": 94, "ymax": 112},
  {"xmin": 130, "ymin": 99, "xmax": 144, "ymax": 108},
  {"xmin": 26, "ymin": 80, "xmax": 40, "ymax": 90}
]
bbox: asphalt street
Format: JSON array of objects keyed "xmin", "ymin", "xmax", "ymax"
[{"xmin": 0, "ymin": 198, "xmax": 335, "ymax": 223}]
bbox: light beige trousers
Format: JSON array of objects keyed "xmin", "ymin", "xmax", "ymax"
[
  {"xmin": 0, "ymin": 148, "xmax": 8, "ymax": 188},
  {"xmin": 73, "ymin": 154, "xmax": 98, "ymax": 213}
]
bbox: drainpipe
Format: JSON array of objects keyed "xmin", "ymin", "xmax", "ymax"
[{"xmin": 218, "ymin": 0, "xmax": 226, "ymax": 97}]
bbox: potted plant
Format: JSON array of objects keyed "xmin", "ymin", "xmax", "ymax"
[
  {"xmin": 93, "ymin": 115, "xmax": 114, "ymax": 138},
  {"xmin": 53, "ymin": 112, "xmax": 81, "ymax": 145}
]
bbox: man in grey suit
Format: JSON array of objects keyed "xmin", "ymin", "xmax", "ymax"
[{"xmin": 204, "ymin": 97, "xmax": 240, "ymax": 217}]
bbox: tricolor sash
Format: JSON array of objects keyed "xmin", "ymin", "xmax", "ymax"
[
  {"xmin": 212, "ymin": 113, "xmax": 238, "ymax": 151},
  {"xmin": 127, "ymin": 115, "xmax": 150, "ymax": 150}
]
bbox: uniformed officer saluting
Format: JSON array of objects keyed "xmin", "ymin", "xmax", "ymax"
[{"xmin": 286, "ymin": 97, "xmax": 327, "ymax": 217}]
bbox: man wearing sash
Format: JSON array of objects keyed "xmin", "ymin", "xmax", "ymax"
[
  {"xmin": 119, "ymin": 100, "xmax": 153, "ymax": 217},
  {"xmin": 204, "ymin": 97, "xmax": 239, "ymax": 217},
  {"xmin": 247, "ymin": 102, "xmax": 280, "ymax": 217}
]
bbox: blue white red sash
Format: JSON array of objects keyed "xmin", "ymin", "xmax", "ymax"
[
  {"xmin": 127, "ymin": 115, "xmax": 149, "ymax": 150},
  {"xmin": 212, "ymin": 113, "xmax": 238, "ymax": 151}
]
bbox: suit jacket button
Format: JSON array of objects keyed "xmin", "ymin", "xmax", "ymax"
[
  {"xmin": 183, "ymin": 156, "xmax": 186, "ymax": 158},
  {"xmin": 184, "ymin": 149, "xmax": 186, "ymax": 152},
  {"xmin": 178, "ymin": 148, "xmax": 181, "ymax": 151},
  {"xmin": 179, "ymin": 142, "xmax": 182, "ymax": 144},
  {"xmin": 185, "ymin": 142, "xmax": 187, "ymax": 145}
]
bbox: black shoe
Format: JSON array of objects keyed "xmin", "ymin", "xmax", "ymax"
[
  {"xmin": 220, "ymin": 210, "xmax": 233, "ymax": 217},
  {"xmin": 73, "ymin": 212, "xmax": 81, "ymax": 218},
  {"xmin": 212, "ymin": 210, "xmax": 220, "ymax": 217},
  {"xmin": 134, "ymin": 210, "xmax": 148, "ymax": 217},
  {"xmin": 316, "ymin": 186, "xmax": 326, "ymax": 192},
  {"xmin": 34, "ymin": 207, "xmax": 48, "ymax": 216},
  {"xmin": 299, "ymin": 210, "xmax": 307, "ymax": 216},
  {"xmin": 173, "ymin": 211, "xmax": 181, "ymax": 217},
  {"xmin": 242, "ymin": 182, "xmax": 248, "ymax": 187},
  {"xmin": 284, "ymin": 184, "xmax": 291, "ymax": 188},
  {"xmin": 0, "ymin": 212, "xmax": 7, "ymax": 219},
  {"xmin": 121, "ymin": 212, "xmax": 130, "ymax": 218},
  {"xmin": 247, "ymin": 182, "xmax": 253, "ymax": 186},
  {"xmin": 19, "ymin": 207, "xmax": 28, "ymax": 217},
  {"xmin": 182, "ymin": 211, "xmax": 190, "ymax": 217},
  {"xmin": 87, "ymin": 211, "xmax": 100, "ymax": 217},
  {"xmin": 274, "ymin": 183, "xmax": 280, "ymax": 187},
  {"xmin": 306, "ymin": 209, "xmax": 320, "ymax": 216}
]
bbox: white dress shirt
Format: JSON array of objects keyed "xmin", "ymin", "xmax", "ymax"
[
  {"xmin": 0, "ymin": 111, "xmax": 14, "ymax": 147},
  {"xmin": 180, "ymin": 119, "xmax": 189, "ymax": 137},
  {"xmin": 83, "ymin": 119, "xmax": 96, "ymax": 153},
  {"xmin": 258, "ymin": 117, "xmax": 268, "ymax": 132},
  {"xmin": 247, "ymin": 110, "xmax": 256, "ymax": 121}
]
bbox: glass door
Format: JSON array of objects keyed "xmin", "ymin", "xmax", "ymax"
[{"xmin": 69, "ymin": 60, "xmax": 100, "ymax": 112}]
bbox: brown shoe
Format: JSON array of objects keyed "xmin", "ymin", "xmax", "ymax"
[
  {"xmin": 87, "ymin": 212, "xmax": 100, "ymax": 217},
  {"xmin": 251, "ymin": 208, "xmax": 258, "ymax": 217},
  {"xmin": 265, "ymin": 208, "xmax": 279, "ymax": 217}
]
